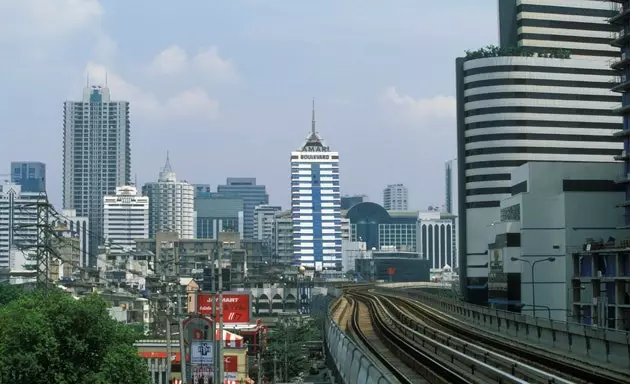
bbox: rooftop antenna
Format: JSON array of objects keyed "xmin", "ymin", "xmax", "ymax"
[
  {"xmin": 86, "ymin": 71, "xmax": 90, "ymax": 87},
  {"xmin": 311, "ymin": 97, "xmax": 316, "ymax": 135},
  {"xmin": 134, "ymin": 174, "xmax": 138, "ymax": 188},
  {"xmin": 105, "ymin": 71, "xmax": 108, "ymax": 86}
]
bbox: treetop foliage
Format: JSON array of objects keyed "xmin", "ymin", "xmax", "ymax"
[
  {"xmin": 0, "ymin": 285, "xmax": 151, "ymax": 384},
  {"xmin": 464, "ymin": 45, "xmax": 571, "ymax": 61}
]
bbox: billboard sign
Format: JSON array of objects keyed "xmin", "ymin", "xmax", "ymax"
[
  {"xmin": 190, "ymin": 341, "xmax": 213, "ymax": 365},
  {"xmin": 197, "ymin": 291, "xmax": 252, "ymax": 324}
]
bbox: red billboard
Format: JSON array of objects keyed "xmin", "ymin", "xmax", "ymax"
[{"xmin": 197, "ymin": 292, "xmax": 252, "ymax": 324}]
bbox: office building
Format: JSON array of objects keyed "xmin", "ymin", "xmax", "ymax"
[
  {"xmin": 457, "ymin": 0, "xmax": 622, "ymax": 302},
  {"xmin": 383, "ymin": 184, "xmax": 408, "ymax": 211},
  {"xmin": 341, "ymin": 195, "xmax": 364, "ymax": 210},
  {"xmin": 217, "ymin": 178, "xmax": 268, "ymax": 240},
  {"xmin": 193, "ymin": 184, "xmax": 211, "ymax": 197},
  {"xmin": 445, "ymin": 159, "xmax": 459, "ymax": 265},
  {"xmin": 142, "ymin": 154, "xmax": 195, "ymax": 239},
  {"xmin": 608, "ymin": 1, "xmax": 630, "ymax": 227},
  {"xmin": 418, "ymin": 211, "xmax": 456, "ymax": 270},
  {"xmin": 103, "ymin": 185, "xmax": 149, "ymax": 253},
  {"xmin": 346, "ymin": 202, "xmax": 417, "ymax": 252},
  {"xmin": 253, "ymin": 204, "xmax": 281, "ymax": 242},
  {"xmin": 290, "ymin": 103, "xmax": 342, "ymax": 271},
  {"xmin": 10, "ymin": 162, "xmax": 46, "ymax": 193},
  {"xmin": 195, "ymin": 193, "xmax": 244, "ymax": 239},
  {"xmin": 486, "ymin": 162, "xmax": 625, "ymax": 323},
  {"xmin": 62, "ymin": 85, "xmax": 131, "ymax": 263},
  {"xmin": 0, "ymin": 183, "xmax": 38, "ymax": 270}
]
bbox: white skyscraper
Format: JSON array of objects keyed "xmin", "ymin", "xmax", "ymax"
[
  {"xmin": 253, "ymin": 204, "xmax": 282, "ymax": 242},
  {"xmin": 0, "ymin": 183, "xmax": 38, "ymax": 270},
  {"xmin": 63, "ymin": 85, "xmax": 131, "ymax": 262},
  {"xmin": 290, "ymin": 103, "xmax": 341, "ymax": 272},
  {"xmin": 383, "ymin": 184, "xmax": 408, "ymax": 210},
  {"xmin": 103, "ymin": 185, "xmax": 149, "ymax": 252},
  {"xmin": 142, "ymin": 154, "xmax": 195, "ymax": 239}
]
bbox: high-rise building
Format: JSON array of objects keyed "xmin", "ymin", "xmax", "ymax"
[
  {"xmin": 253, "ymin": 204, "xmax": 282, "ymax": 242},
  {"xmin": 0, "ymin": 183, "xmax": 39, "ymax": 270},
  {"xmin": 445, "ymin": 159, "xmax": 459, "ymax": 265},
  {"xmin": 103, "ymin": 185, "xmax": 149, "ymax": 253},
  {"xmin": 382, "ymin": 184, "xmax": 408, "ymax": 211},
  {"xmin": 194, "ymin": 193, "xmax": 244, "ymax": 239},
  {"xmin": 10, "ymin": 162, "xmax": 46, "ymax": 193},
  {"xmin": 62, "ymin": 85, "xmax": 131, "ymax": 264},
  {"xmin": 142, "ymin": 154, "xmax": 195, "ymax": 239},
  {"xmin": 456, "ymin": 0, "xmax": 622, "ymax": 301},
  {"xmin": 608, "ymin": 1, "xmax": 630, "ymax": 227},
  {"xmin": 216, "ymin": 178, "xmax": 268, "ymax": 240},
  {"xmin": 290, "ymin": 103, "xmax": 342, "ymax": 271}
]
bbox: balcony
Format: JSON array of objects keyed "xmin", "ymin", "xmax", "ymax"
[
  {"xmin": 612, "ymin": 103, "xmax": 630, "ymax": 115},
  {"xmin": 611, "ymin": 27, "xmax": 630, "ymax": 48},
  {"xmin": 611, "ymin": 75, "xmax": 630, "ymax": 93},
  {"xmin": 613, "ymin": 129, "xmax": 630, "ymax": 138},
  {"xmin": 611, "ymin": 51, "xmax": 630, "ymax": 70}
]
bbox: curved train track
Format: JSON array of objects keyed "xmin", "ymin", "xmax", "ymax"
[{"xmin": 341, "ymin": 287, "xmax": 630, "ymax": 384}]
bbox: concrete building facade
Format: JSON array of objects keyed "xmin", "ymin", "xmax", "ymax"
[
  {"xmin": 486, "ymin": 162, "xmax": 625, "ymax": 322},
  {"xmin": 63, "ymin": 86, "xmax": 131, "ymax": 262},
  {"xmin": 142, "ymin": 155, "xmax": 195, "ymax": 239},
  {"xmin": 382, "ymin": 184, "xmax": 408, "ymax": 211},
  {"xmin": 418, "ymin": 211, "xmax": 457, "ymax": 270},
  {"xmin": 103, "ymin": 185, "xmax": 149, "ymax": 253},
  {"xmin": 290, "ymin": 105, "xmax": 341, "ymax": 271},
  {"xmin": 457, "ymin": 0, "xmax": 622, "ymax": 302}
]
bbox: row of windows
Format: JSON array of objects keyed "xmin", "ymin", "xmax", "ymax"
[
  {"xmin": 464, "ymin": 91, "xmax": 618, "ymax": 104},
  {"xmin": 519, "ymin": 33, "xmax": 613, "ymax": 46},
  {"xmin": 466, "ymin": 146, "xmax": 620, "ymax": 157},
  {"xmin": 465, "ymin": 119, "xmax": 621, "ymax": 131},
  {"xmin": 516, "ymin": 3, "xmax": 617, "ymax": 19},
  {"xmin": 465, "ymin": 106, "xmax": 614, "ymax": 118},
  {"xmin": 464, "ymin": 65, "xmax": 615, "ymax": 77},
  {"xmin": 517, "ymin": 18, "xmax": 617, "ymax": 33},
  {"xmin": 464, "ymin": 78, "xmax": 611, "ymax": 90},
  {"xmin": 465, "ymin": 133, "xmax": 620, "ymax": 144}
]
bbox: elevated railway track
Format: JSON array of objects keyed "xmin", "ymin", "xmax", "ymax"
[{"xmin": 337, "ymin": 287, "xmax": 630, "ymax": 384}]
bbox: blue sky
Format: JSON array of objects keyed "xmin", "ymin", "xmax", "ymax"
[{"xmin": 0, "ymin": 0, "xmax": 497, "ymax": 210}]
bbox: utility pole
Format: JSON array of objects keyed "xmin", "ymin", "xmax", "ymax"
[
  {"xmin": 212, "ymin": 244, "xmax": 218, "ymax": 384},
  {"xmin": 166, "ymin": 315, "xmax": 172, "ymax": 381},
  {"xmin": 257, "ymin": 352, "xmax": 264, "ymax": 384},
  {"xmin": 273, "ymin": 352, "xmax": 278, "ymax": 384},
  {"xmin": 218, "ymin": 245, "xmax": 225, "ymax": 383}
]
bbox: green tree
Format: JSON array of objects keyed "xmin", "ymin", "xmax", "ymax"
[
  {"xmin": 0, "ymin": 288, "xmax": 151, "ymax": 384},
  {"xmin": 0, "ymin": 283, "xmax": 25, "ymax": 305},
  {"xmin": 266, "ymin": 317, "xmax": 322, "ymax": 381}
]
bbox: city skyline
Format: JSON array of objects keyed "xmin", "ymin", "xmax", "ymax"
[{"xmin": 0, "ymin": 0, "xmax": 498, "ymax": 212}]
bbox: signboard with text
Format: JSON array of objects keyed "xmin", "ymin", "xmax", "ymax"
[{"xmin": 197, "ymin": 291, "xmax": 252, "ymax": 324}]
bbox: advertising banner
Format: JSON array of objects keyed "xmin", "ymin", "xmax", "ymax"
[
  {"xmin": 190, "ymin": 341, "xmax": 213, "ymax": 365},
  {"xmin": 197, "ymin": 292, "xmax": 252, "ymax": 324}
]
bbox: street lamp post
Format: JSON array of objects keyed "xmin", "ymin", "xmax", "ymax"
[{"xmin": 510, "ymin": 256, "xmax": 555, "ymax": 318}]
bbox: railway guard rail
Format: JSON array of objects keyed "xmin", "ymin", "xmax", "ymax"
[
  {"xmin": 325, "ymin": 297, "xmax": 397, "ymax": 384},
  {"xmin": 376, "ymin": 286, "xmax": 630, "ymax": 369}
]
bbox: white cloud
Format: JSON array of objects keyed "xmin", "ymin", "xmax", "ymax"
[
  {"xmin": 148, "ymin": 45, "xmax": 240, "ymax": 84},
  {"xmin": 148, "ymin": 45, "xmax": 188, "ymax": 75},
  {"xmin": 382, "ymin": 86, "xmax": 455, "ymax": 121},
  {"xmin": 0, "ymin": 0, "xmax": 103, "ymax": 41},
  {"xmin": 85, "ymin": 62, "xmax": 219, "ymax": 121}
]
